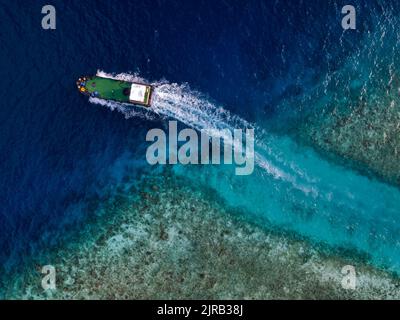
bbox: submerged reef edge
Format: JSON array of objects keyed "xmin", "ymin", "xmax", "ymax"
[{"xmin": 4, "ymin": 169, "xmax": 400, "ymax": 300}]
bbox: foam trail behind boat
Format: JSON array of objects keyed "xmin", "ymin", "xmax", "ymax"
[{"xmin": 88, "ymin": 71, "xmax": 353, "ymax": 197}]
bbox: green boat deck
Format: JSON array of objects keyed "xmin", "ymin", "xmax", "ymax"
[
  {"xmin": 79, "ymin": 76, "xmax": 152, "ymax": 107},
  {"xmin": 84, "ymin": 76, "xmax": 132, "ymax": 102}
]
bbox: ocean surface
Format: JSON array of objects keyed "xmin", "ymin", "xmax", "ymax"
[{"xmin": 2, "ymin": 0, "xmax": 400, "ymax": 296}]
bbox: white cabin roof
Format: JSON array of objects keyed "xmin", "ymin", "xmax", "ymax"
[{"xmin": 129, "ymin": 83, "xmax": 147, "ymax": 103}]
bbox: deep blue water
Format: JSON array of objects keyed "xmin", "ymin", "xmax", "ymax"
[{"xmin": 2, "ymin": 0, "xmax": 400, "ymax": 287}]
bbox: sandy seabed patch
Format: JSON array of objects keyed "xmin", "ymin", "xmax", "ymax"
[{"xmin": 5, "ymin": 170, "xmax": 400, "ymax": 299}]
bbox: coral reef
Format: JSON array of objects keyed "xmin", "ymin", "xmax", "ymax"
[
  {"xmin": 303, "ymin": 95, "xmax": 400, "ymax": 185},
  {"xmin": 5, "ymin": 170, "xmax": 400, "ymax": 299}
]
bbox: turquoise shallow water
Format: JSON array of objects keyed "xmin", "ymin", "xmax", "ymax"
[
  {"xmin": 90, "ymin": 71, "xmax": 400, "ymax": 276},
  {"xmin": 174, "ymin": 137, "xmax": 400, "ymax": 273}
]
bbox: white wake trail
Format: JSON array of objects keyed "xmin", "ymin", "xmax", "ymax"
[
  {"xmin": 152, "ymin": 82, "xmax": 318, "ymax": 195},
  {"xmin": 89, "ymin": 71, "xmax": 318, "ymax": 195}
]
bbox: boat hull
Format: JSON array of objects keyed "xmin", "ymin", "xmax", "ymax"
[{"xmin": 77, "ymin": 76, "xmax": 153, "ymax": 107}]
